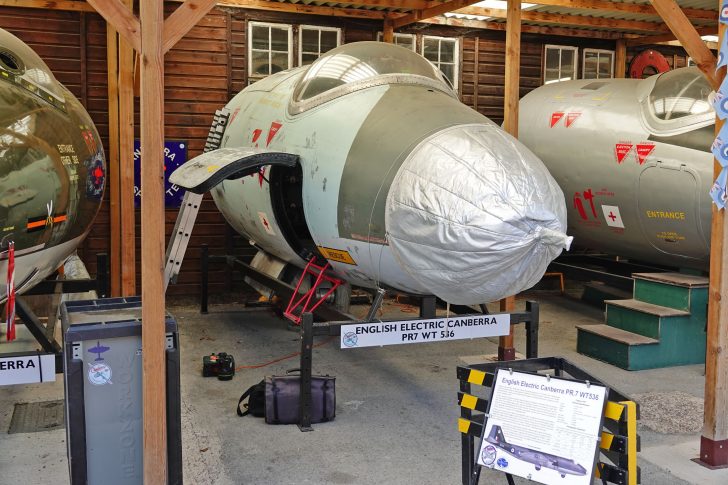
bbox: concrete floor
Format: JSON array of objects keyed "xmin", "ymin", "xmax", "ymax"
[{"xmin": 1, "ymin": 289, "xmax": 727, "ymax": 484}]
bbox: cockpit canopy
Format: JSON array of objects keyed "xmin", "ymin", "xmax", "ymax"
[
  {"xmin": 640, "ymin": 67, "xmax": 713, "ymax": 135},
  {"xmin": 648, "ymin": 67, "xmax": 712, "ymax": 121},
  {"xmin": 290, "ymin": 41, "xmax": 455, "ymax": 113},
  {"xmin": 0, "ymin": 28, "xmax": 65, "ymax": 102}
]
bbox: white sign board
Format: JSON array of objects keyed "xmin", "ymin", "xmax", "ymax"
[
  {"xmin": 0, "ymin": 354, "xmax": 56, "ymax": 386},
  {"xmin": 340, "ymin": 313, "xmax": 510, "ymax": 349},
  {"xmin": 477, "ymin": 369, "xmax": 607, "ymax": 485}
]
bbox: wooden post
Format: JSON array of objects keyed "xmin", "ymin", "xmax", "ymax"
[
  {"xmin": 106, "ymin": 23, "xmax": 121, "ymax": 296},
  {"xmin": 615, "ymin": 39, "xmax": 626, "ymax": 78},
  {"xmin": 498, "ymin": 0, "xmax": 521, "ymax": 361},
  {"xmin": 140, "ymin": 0, "xmax": 167, "ymax": 482},
  {"xmin": 701, "ymin": 6, "xmax": 728, "ymax": 468},
  {"xmin": 383, "ymin": 17, "xmax": 394, "ymax": 43},
  {"xmin": 120, "ymin": 0, "xmax": 136, "ymax": 296}
]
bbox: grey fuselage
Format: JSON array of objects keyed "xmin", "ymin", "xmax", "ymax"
[
  {"xmin": 519, "ymin": 68, "xmax": 713, "ymax": 270},
  {"xmin": 0, "ymin": 28, "xmax": 105, "ymax": 301}
]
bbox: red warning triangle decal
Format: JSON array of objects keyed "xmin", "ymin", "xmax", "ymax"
[
  {"xmin": 550, "ymin": 112, "xmax": 565, "ymax": 128},
  {"xmin": 266, "ymin": 122, "xmax": 282, "ymax": 147},
  {"xmin": 565, "ymin": 112, "xmax": 581, "ymax": 127},
  {"xmin": 615, "ymin": 143, "xmax": 633, "ymax": 164},
  {"xmin": 635, "ymin": 143, "xmax": 655, "ymax": 165},
  {"xmin": 251, "ymin": 128, "xmax": 262, "ymax": 146}
]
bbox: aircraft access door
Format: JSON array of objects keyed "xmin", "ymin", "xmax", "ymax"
[{"xmin": 637, "ymin": 163, "xmax": 706, "ymax": 261}]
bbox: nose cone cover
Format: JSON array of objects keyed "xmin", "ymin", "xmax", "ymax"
[{"xmin": 385, "ymin": 123, "xmax": 571, "ymax": 304}]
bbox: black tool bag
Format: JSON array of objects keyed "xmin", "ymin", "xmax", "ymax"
[
  {"xmin": 237, "ymin": 370, "xmax": 335, "ymax": 424},
  {"xmin": 237, "ymin": 379, "xmax": 265, "ymax": 417}
]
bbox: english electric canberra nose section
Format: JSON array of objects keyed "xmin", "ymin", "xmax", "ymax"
[
  {"xmin": 519, "ymin": 67, "xmax": 714, "ymax": 269},
  {"xmin": 170, "ymin": 42, "xmax": 571, "ymax": 305},
  {"xmin": 0, "ymin": 28, "xmax": 105, "ymax": 302}
]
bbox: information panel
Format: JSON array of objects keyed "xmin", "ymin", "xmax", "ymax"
[
  {"xmin": 340, "ymin": 313, "xmax": 510, "ymax": 349},
  {"xmin": 477, "ymin": 369, "xmax": 607, "ymax": 485},
  {"xmin": 0, "ymin": 354, "xmax": 55, "ymax": 386}
]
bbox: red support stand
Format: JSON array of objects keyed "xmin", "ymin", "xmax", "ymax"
[{"xmin": 284, "ymin": 258, "xmax": 343, "ymax": 325}]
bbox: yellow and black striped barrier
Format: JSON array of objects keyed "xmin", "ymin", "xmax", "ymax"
[{"xmin": 457, "ymin": 357, "xmax": 640, "ymax": 485}]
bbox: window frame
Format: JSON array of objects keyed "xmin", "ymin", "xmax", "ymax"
[
  {"xmin": 421, "ymin": 35, "xmax": 459, "ymax": 91},
  {"xmin": 298, "ymin": 25, "xmax": 342, "ymax": 66},
  {"xmin": 376, "ymin": 32, "xmax": 417, "ymax": 51},
  {"xmin": 543, "ymin": 44, "xmax": 579, "ymax": 85},
  {"xmin": 582, "ymin": 48, "xmax": 615, "ymax": 80},
  {"xmin": 247, "ymin": 21, "xmax": 293, "ymax": 82}
]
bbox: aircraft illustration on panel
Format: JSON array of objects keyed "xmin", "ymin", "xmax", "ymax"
[{"xmin": 486, "ymin": 425, "xmax": 587, "ymax": 478}]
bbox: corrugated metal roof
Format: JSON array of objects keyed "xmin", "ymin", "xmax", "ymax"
[{"xmin": 230, "ymin": 0, "xmax": 717, "ymax": 36}]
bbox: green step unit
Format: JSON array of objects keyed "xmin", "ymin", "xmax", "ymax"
[{"xmin": 577, "ymin": 272, "xmax": 708, "ymax": 370}]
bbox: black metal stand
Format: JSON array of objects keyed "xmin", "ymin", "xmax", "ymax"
[
  {"xmin": 200, "ymin": 244, "xmax": 209, "ymax": 314},
  {"xmin": 2, "ymin": 253, "xmax": 109, "ymax": 373},
  {"xmin": 298, "ymin": 312, "xmax": 314, "ymax": 432}
]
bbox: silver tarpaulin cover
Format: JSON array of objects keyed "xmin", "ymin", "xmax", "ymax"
[{"xmin": 385, "ymin": 123, "xmax": 571, "ymax": 304}]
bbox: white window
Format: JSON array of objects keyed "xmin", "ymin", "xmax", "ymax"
[
  {"xmin": 248, "ymin": 22, "xmax": 293, "ymax": 82},
  {"xmin": 544, "ymin": 44, "xmax": 578, "ymax": 84},
  {"xmin": 299, "ymin": 25, "xmax": 341, "ymax": 66},
  {"xmin": 422, "ymin": 35, "xmax": 459, "ymax": 89},
  {"xmin": 376, "ymin": 32, "xmax": 416, "ymax": 51},
  {"xmin": 583, "ymin": 48, "xmax": 614, "ymax": 79}
]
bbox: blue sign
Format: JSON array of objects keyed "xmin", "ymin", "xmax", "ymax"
[{"xmin": 133, "ymin": 140, "xmax": 188, "ymax": 207}]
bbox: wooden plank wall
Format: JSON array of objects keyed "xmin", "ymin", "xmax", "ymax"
[{"xmin": 0, "ymin": 4, "xmax": 693, "ymax": 297}]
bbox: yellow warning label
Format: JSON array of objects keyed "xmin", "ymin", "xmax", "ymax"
[{"xmin": 318, "ymin": 246, "xmax": 357, "ymax": 265}]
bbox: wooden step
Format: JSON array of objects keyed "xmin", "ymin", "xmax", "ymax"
[
  {"xmin": 632, "ymin": 272, "xmax": 708, "ymax": 288},
  {"xmin": 576, "ymin": 324, "xmax": 658, "ymax": 346},
  {"xmin": 605, "ymin": 298, "xmax": 690, "ymax": 317}
]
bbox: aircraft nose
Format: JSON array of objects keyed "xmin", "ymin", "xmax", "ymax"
[{"xmin": 385, "ymin": 123, "xmax": 572, "ymax": 305}]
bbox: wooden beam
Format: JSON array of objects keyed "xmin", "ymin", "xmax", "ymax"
[
  {"xmin": 626, "ymin": 25, "xmax": 718, "ymax": 46},
  {"xmin": 211, "ymin": 0, "xmax": 387, "ymax": 19},
  {"xmin": 701, "ymin": 6, "xmax": 728, "ymax": 468},
  {"xmin": 498, "ymin": 0, "xmax": 521, "ymax": 362},
  {"xmin": 455, "ymin": 6, "xmax": 672, "ymax": 33},
  {"xmin": 648, "ymin": 0, "xmax": 719, "ymax": 89},
  {"xmin": 163, "ymin": 0, "xmax": 217, "ymax": 54},
  {"xmin": 392, "ymin": 0, "xmax": 483, "ymax": 29},
  {"xmin": 656, "ymin": 39, "xmax": 719, "ymax": 50},
  {"xmin": 107, "ymin": 23, "xmax": 121, "ymax": 297},
  {"xmin": 87, "ymin": 0, "xmax": 141, "ymax": 53},
  {"xmin": 140, "ymin": 0, "xmax": 167, "ymax": 482},
  {"xmin": 530, "ymin": 0, "xmax": 716, "ymax": 22},
  {"xmin": 383, "ymin": 16, "xmax": 394, "ymax": 43},
  {"xmin": 119, "ymin": 0, "xmax": 136, "ymax": 297},
  {"xmin": 0, "ymin": 0, "xmax": 93, "ymax": 11},
  {"xmin": 421, "ymin": 15, "xmax": 634, "ymax": 40},
  {"xmin": 614, "ymin": 39, "xmax": 626, "ymax": 78}
]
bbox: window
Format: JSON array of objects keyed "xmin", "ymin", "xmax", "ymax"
[
  {"xmin": 248, "ymin": 22, "xmax": 293, "ymax": 82},
  {"xmin": 544, "ymin": 45, "xmax": 578, "ymax": 84},
  {"xmin": 376, "ymin": 32, "xmax": 416, "ymax": 51},
  {"xmin": 583, "ymin": 49, "xmax": 614, "ymax": 79},
  {"xmin": 299, "ymin": 26, "xmax": 341, "ymax": 66},
  {"xmin": 422, "ymin": 35, "xmax": 458, "ymax": 89}
]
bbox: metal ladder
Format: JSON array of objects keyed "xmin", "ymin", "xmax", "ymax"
[{"xmin": 164, "ymin": 107, "xmax": 230, "ymax": 291}]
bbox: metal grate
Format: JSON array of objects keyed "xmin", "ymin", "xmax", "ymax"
[{"xmin": 8, "ymin": 399, "xmax": 65, "ymax": 434}]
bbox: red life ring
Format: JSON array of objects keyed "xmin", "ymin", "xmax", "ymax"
[{"xmin": 629, "ymin": 50, "xmax": 670, "ymax": 79}]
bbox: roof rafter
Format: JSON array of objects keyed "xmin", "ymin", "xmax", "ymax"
[
  {"xmin": 529, "ymin": 0, "xmax": 716, "ymax": 21},
  {"xmin": 422, "ymin": 15, "xmax": 633, "ymax": 40},
  {"xmin": 392, "ymin": 0, "xmax": 483, "ymax": 28},
  {"xmin": 454, "ymin": 6, "xmax": 673, "ymax": 33}
]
